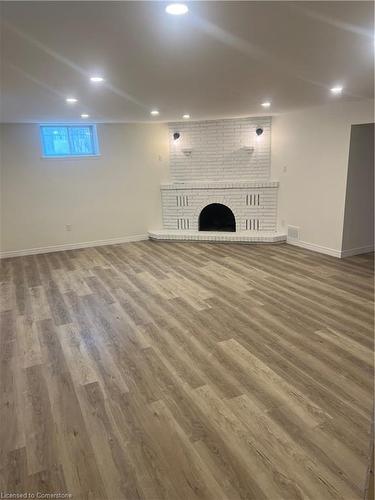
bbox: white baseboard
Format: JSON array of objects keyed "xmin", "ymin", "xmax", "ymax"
[
  {"xmin": 340, "ymin": 245, "xmax": 374, "ymax": 258},
  {"xmin": 287, "ymin": 238, "xmax": 374, "ymax": 258},
  {"xmin": 287, "ymin": 238, "xmax": 342, "ymax": 258},
  {"xmin": 3, "ymin": 234, "xmax": 372, "ymax": 260},
  {"xmin": 0, "ymin": 234, "xmax": 149, "ymax": 258}
]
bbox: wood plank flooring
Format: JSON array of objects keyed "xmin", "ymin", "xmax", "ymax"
[{"xmin": 0, "ymin": 241, "xmax": 373, "ymax": 500}]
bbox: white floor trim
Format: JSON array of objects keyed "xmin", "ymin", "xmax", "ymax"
[
  {"xmin": 149, "ymin": 229, "xmax": 286, "ymax": 243},
  {"xmin": 3, "ymin": 233, "xmax": 370, "ymax": 259},
  {"xmin": 340, "ymin": 245, "xmax": 374, "ymax": 258},
  {"xmin": 0, "ymin": 234, "xmax": 149, "ymax": 258},
  {"xmin": 288, "ymin": 238, "xmax": 375, "ymax": 258},
  {"xmin": 287, "ymin": 238, "xmax": 342, "ymax": 258}
]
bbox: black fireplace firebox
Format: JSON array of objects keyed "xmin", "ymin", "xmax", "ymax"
[{"xmin": 199, "ymin": 203, "xmax": 236, "ymax": 232}]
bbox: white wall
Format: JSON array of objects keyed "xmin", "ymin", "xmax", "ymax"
[
  {"xmin": 271, "ymin": 100, "xmax": 374, "ymax": 256},
  {"xmin": 342, "ymin": 123, "xmax": 374, "ymax": 255},
  {"xmin": 0, "ymin": 123, "xmax": 170, "ymax": 255},
  {"xmin": 2, "ymin": 101, "xmax": 373, "ymax": 257}
]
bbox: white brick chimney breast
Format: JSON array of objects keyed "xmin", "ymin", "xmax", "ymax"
[{"xmin": 149, "ymin": 116, "xmax": 286, "ymax": 243}]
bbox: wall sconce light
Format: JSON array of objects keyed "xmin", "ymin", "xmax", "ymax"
[
  {"xmin": 173, "ymin": 132, "xmax": 180, "ymax": 141},
  {"xmin": 256, "ymin": 128, "xmax": 263, "ymax": 136}
]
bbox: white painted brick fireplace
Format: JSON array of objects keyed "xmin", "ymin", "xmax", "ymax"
[{"xmin": 149, "ymin": 116, "xmax": 285, "ymax": 243}]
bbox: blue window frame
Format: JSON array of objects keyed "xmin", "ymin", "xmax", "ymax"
[{"xmin": 40, "ymin": 124, "xmax": 99, "ymax": 158}]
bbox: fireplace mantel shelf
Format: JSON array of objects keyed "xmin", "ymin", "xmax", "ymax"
[{"xmin": 160, "ymin": 181, "xmax": 279, "ymax": 190}]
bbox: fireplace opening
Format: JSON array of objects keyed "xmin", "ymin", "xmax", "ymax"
[{"xmin": 199, "ymin": 203, "xmax": 236, "ymax": 232}]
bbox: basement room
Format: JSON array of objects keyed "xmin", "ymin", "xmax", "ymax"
[{"xmin": 0, "ymin": 1, "xmax": 374, "ymax": 499}]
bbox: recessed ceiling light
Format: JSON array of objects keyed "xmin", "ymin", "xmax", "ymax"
[
  {"xmin": 330, "ymin": 86, "xmax": 343, "ymax": 94},
  {"xmin": 90, "ymin": 76, "xmax": 104, "ymax": 83},
  {"xmin": 81, "ymin": 113, "xmax": 90, "ymax": 118},
  {"xmin": 182, "ymin": 114, "xmax": 190, "ymax": 119},
  {"xmin": 166, "ymin": 3, "xmax": 188, "ymax": 15},
  {"xmin": 261, "ymin": 101, "xmax": 271, "ymax": 108},
  {"xmin": 66, "ymin": 97, "xmax": 78, "ymax": 104},
  {"xmin": 150, "ymin": 110, "xmax": 160, "ymax": 116}
]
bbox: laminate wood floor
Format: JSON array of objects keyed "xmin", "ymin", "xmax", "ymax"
[{"xmin": 0, "ymin": 241, "xmax": 373, "ymax": 500}]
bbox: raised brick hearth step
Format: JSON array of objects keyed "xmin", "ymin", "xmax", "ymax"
[{"xmin": 148, "ymin": 230, "xmax": 286, "ymax": 243}]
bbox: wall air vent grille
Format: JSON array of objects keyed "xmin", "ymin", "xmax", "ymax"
[{"xmin": 287, "ymin": 225, "xmax": 300, "ymax": 240}]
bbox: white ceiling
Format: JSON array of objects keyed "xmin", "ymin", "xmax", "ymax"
[{"xmin": 1, "ymin": 1, "xmax": 374, "ymax": 123}]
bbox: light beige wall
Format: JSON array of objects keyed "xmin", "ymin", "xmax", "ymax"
[
  {"xmin": 342, "ymin": 123, "xmax": 374, "ymax": 254},
  {"xmin": 271, "ymin": 100, "xmax": 374, "ymax": 255},
  {"xmin": 0, "ymin": 123, "xmax": 170, "ymax": 253}
]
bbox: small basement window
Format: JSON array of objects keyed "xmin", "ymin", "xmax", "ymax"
[{"xmin": 40, "ymin": 124, "xmax": 99, "ymax": 158}]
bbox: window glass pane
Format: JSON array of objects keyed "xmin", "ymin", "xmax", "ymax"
[
  {"xmin": 68, "ymin": 126, "xmax": 95, "ymax": 155},
  {"xmin": 40, "ymin": 125, "xmax": 98, "ymax": 157},
  {"xmin": 41, "ymin": 126, "xmax": 70, "ymax": 156}
]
